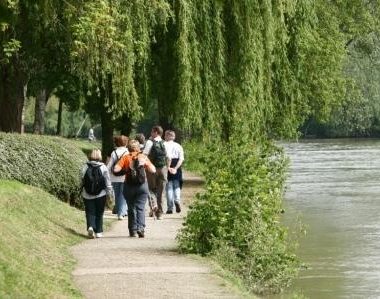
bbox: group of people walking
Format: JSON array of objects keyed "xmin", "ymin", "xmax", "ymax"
[{"xmin": 81, "ymin": 125, "xmax": 184, "ymax": 239}]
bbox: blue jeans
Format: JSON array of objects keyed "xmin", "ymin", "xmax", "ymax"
[
  {"xmin": 83, "ymin": 196, "xmax": 106, "ymax": 233},
  {"xmin": 124, "ymin": 182, "xmax": 149, "ymax": 233},
  {"xmin": 112, "ymin": 182, "xmax": 127, "ymax": 217},
  {"xmin": 166, "ymin": 180, "xmax": 181, "ymax": 212}
]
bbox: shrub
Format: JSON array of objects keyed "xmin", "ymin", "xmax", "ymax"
[
  {"xmin": 177, "ymin": 140, "xmax": 299, "ymax": 294},
  {"xmin": 0, "ymin": 133, "xmax": 88, "ymax": 207}
]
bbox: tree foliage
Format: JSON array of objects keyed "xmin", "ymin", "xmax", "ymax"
[
  {"xmin": 69, "ymin": 0, "xmax": 171, "ymax": 122},
  {"xmin": 152, "ymin": 0, "xmax": 365, "ymax": 141}
]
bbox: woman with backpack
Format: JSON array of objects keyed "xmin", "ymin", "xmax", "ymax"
[
  {"xmin": 107, "ymin": 135, "xmax": 129, "ymax": 220},
  {"xmin": 82, "ymin": 149, "xmax": 113, "ymax": 238},
  {"xmin": 113, "ymin": 140, "xmax": 156, "ymax": 238}
]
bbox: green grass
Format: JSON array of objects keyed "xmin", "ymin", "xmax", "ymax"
[
  {"xmin": 0, "ymin": 180, "xmax": 88, "ymax": 298},
  {"xmin": 65, "ymin": 138, "xmax": 103, "ymax": 157}
]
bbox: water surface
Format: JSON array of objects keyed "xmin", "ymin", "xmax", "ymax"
[{"xmin": 279, "ymin": 139, "xmax": 380, "ymax": 298}]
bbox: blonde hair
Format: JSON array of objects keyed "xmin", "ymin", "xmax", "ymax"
[
  {"xmin": 89, "ymin": 149, "xmax": 102, "ymax": 161},
  {"xmin": 128, "ymin": 140, "xmax": 140, "ymax": 152}
]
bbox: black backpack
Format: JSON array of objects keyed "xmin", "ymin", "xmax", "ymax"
[
  {"xmin": 149, "ymin": 140, "xmax": 167, "ymax": 168},
  {"xmin": 111, "ymin": 150, "xmax": 127, "ymax": 176},
  {"xmin": 125, "ymin": 156, "xmax": 146, "ymax": 185},
  {"xmin": 83, "ymin": 163, "xmax": 106, "ymax": 195}
]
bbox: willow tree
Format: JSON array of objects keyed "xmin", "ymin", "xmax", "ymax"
[
  {"xmin": 153, "ymin": 0, "xmax": 376, "ymax": 141},
  {"xmin": 69, "ymin": 0, "xmax": 171, "ymax": 155}
]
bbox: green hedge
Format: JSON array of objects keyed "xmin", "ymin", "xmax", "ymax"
[
  {"xmin": 0, "ymin": 133, "xmax": 88, "ymax": 207},
  {"xmin": 178, "ymin": 140, "xmax": 299, "ymax": 294}
]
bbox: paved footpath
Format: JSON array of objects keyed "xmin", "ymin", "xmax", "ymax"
[{"xmin": 71, "ymin": 172, "xmax": 243, "ymax": 299}]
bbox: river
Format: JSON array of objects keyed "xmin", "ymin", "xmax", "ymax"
[{"xmin": 278, "ymin": 139, "xmax": 380, "ymax": 299}]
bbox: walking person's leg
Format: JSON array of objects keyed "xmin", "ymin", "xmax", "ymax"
[
  {"xmin": 113, "ymin": 182, "xmax": 127, "ymax": 219},
  {"xmin": 83, "ymin": 198, "xmax": 96, "ymax": 237},
  {"xmin": 125, "ymin": 187, "xmax": 137, "ymax": 236},
  {"xmin": 135, "ymin": 184, "xmax": 149, "ymax": 238},
  {"xmin": 173, "ymin": 179, "xmax": 181, "ymax": 213},
  {"xmin": 156, "ymin": 166, "xmax": 167, "ymax": 217},
  {"xmin": 146, "ymin": 171, "xmax": 158, "ymax": 217},
  {"xmin": 166, "ymin": 180, "xmax": 174, "ymax": 213},
  {"xmin": 94, "ymin": 195, "xmax": 107, "ymax": 236}
]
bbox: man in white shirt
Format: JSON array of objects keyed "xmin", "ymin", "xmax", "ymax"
[
  {"xmin": 164, "ymin": 130, "xmax": 184, "ymax": 214},
  {"xmin": 143, "ymin": 125, "xmax": 170, "ymax": 219}
]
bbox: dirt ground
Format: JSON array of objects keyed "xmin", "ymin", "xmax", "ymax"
[{"xmin": 71, "ymin": 172, "xmax": 243, "ymax": 299}]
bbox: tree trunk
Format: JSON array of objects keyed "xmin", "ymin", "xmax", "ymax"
[
  {"xmin": 56, "ymin": 98, "xmax": 63, "ymax": 135},
  {"xmin": 21, "ymin": 84, "xmax": 27, "ymax": 134},
  {"xmin": 0, "ymin": 65, "xmax": 27, "ymax": 133},
  {"xmin": 33, "ymin": 89, "xmax": 48, "ymax": 134},
  {"xmin": 101, "ymin": 108, "xmax": 114, "ymax": 160}
]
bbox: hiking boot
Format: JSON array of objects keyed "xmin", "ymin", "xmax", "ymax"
[
  {"xmin": 88, "ymin": 227, "xmax": 95, "ymax": 239},
  {"xmin": 129, "ymin": 231, "xmax": 137, "ymax": 237},
  {"xmin": 175, "ymin": 201, "xmax": 181, "ymax": 213},
  {"xmin": 166, "ymin": 210, "xmax": 173, "ymax": 214},
  {"xmin": 137, "ymin": 230, "xmax": 145, "ymax": 238},
  {"xmin": 95, "ymin": 233, "xmax": 103, "ymax": 238},
  {"xmin": 156, "ymin": 211, "xmax": 163, "ymax": 220}
]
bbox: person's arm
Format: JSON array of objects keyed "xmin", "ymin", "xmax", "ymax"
[
  {"xmin": 174, "ymin": 145, "xmax": 184, "ymax": 170},
  {"xmin": 113, "ymin": 155, "xmax": 126, "ymax": 173},
  {"xmin": 140, "ymin": 154, "xmax": 156, "ymax": 173},
  {"xmin": 143, "ymin": 139, "xmax": 153, "ymax": 155},
  {"xmin": 106, "ymin": 151, "xmax": 115, "ymax": 170},
  {"xmin": 164, "ymin": 142, "xmax": 171, "ymax": 169},
  {"xmin": 102, "ymin": 164, "xmax": 114, "ymax": 197}
]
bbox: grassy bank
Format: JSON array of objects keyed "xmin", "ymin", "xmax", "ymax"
[{"xmin": 0, "ymin": 180, "xmax": 87, "ymax": 298}]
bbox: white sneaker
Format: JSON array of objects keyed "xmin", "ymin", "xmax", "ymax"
[
  {"xmin": 118, "ymin": 215, "xmax": 123, "ymax": 220},
  {"xmin": 95, "ymin": 233, "xmax": 103, "ymax": 238},
  {"xmin": 88, "ymin": 227, "xmax": 95, "ymax": 239}
]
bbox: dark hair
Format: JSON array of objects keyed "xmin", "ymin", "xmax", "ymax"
[
  {"xmin": 152, "ymin": 125, "xmax": 163, "ymax": 136},
  {"xmin": 135, "ymin": 133, "xmax": 145, "ymax": 145},
  {"xmin": 114, "ymin": 135, "xmax": 128, "ymax": 147}
]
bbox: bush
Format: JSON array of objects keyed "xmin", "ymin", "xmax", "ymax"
[
  {"xmin": 0, "ymin": 133, "xmax": 88, "ymax": 207},
  {"xmin": 177, "ymin": 140, "xmax": 299, "ymax": 294}
]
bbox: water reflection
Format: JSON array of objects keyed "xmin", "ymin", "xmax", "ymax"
[{"xmin": 279, "ymin": 139, "xmax": 380, "ymax": 299}]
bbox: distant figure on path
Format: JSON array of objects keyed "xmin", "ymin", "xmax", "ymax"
[
  {"xmin": 164, "ymin": 130, "xmax": 184, "ymax": 214},
  {"xmin": 88, "ymin": 127, "xmax": 95, "ymax": 142},
  {"xmin": 81, "ymin": 149, "xmax": 113, "ymax": 238}
]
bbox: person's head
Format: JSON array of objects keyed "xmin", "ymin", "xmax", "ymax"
[
  {"xmin": 151, "ymin": 125, "xmax": 163, "ymax": 138},
  {"xmin": 89, "ymin": 149, "xmax": 102, "ymax": 161},
  {"xmin": 135, "ymin": 133, "xmax": 145, "ymax": 145},
  {"xmin": 128, "ymin": 140, "xmax": 141, "ymax": 153},
  {"xmin": 164, "ymin": 130, "xmax": 175, "ymax": 141},
  {"xmin": 114, "ymin": 135, "xmax": 128, "ymax": 147}
]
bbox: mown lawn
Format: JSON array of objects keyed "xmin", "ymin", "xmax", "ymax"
[{"xmin": 0, "ymin": 180, "xmax": 87, "ymax": 298}]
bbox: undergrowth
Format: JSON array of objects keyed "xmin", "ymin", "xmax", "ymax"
[{"xmin": 178, "ymin": 139, "xmax": 300, "ymax": 294}]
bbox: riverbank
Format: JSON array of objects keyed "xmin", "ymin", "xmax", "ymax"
[{"xmin": 71, "ymin": 172, "xmax": 245, "ymax": 298}]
